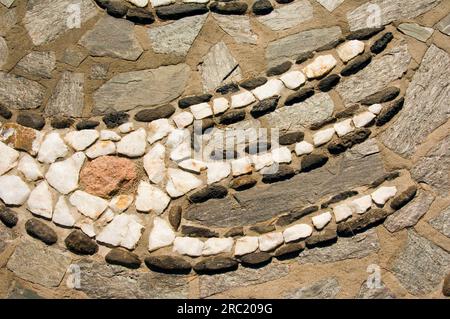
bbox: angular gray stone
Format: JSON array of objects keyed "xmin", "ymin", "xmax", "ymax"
[
  {"xmin": 429, "ymin": 205, "xmax": 450, "ymax": 238},
  {"xmin": 15, "ymin": 51, "xmax": 56, "ymax": 79},
  {"xmin": 384, "ymin": 191, "xmax": 434, "ymax": 233},
  {"xmin": 380, "ymin": 45, "xmax": 450, "ymax": 158},
  {"xmin": 199, "ymin": 41, "xmax": 242, "ymax": 92},
  {"xmin": 45, "ymin": 71, "xmax": 84, "ymax": 117},
  {"xmin": 0, "ymin": 8, "xmax": 17, "ymax": 36},
  {"xmin": 148, "ymin": 14, "xmax": 208, "ymax": 57},
  {"xmin": 77, "ymin": 259, "xmax": 188, "ymax": 298},
  {"xmin": 0, "ymin": 36, "xmax": 7, "ymax": 67},
  {"xmin": 261, "ymin": 93, "xmax": 334, "ymax": 131},
  {"xmin": 257, "ymin": 0, "xmax": 313, "ymax": 31},
  {"xmin": 347, "ymin": 0, "xmax": 442, "ymax": 31},
  {"xmin": 284, "ymin": 277, "xmax": 341, "ymax": 299},
  {"xmin": 0, "ymin": 0, "xmax": 15, "ymax": 8},
  {"xmin": 79, "ymin": 16, "xmax": 143, "ymax": 61},
  {"xmin": 61, "ymin": 46, "xmax": 88, "ymax": 67},
  {"xmin": 391, "ymin": 230, "xmax": 450, "ymax": 295},
  {"xmin": 0, "ymin": 222, "xmax": 17, "ymax": 254},
  {"xmin": 0, "ymin": 72, "xmax": 45, "ymax": 110},
  {"xmin": 355, "ymin": 280, "xmax": 395, "ymax": 299},
  {"xmin": 6, "ymin": 239, "xmax": 72, "ymax": 288},
  {"xmin": 436, "ymin": 13, "xmax": 450, "ymax": 36},
  {"xmin": 213, "ymin": 14, "xmax": 257, "ymax": 45},
  {"xmin": 266, "ymin": 26, "xmax": 342, "ymax": 67},
  {"xmin": 316, "ymin": 0, "xmax": 344, "ymax": 12},
  {"xmin": 398, "ymin": 23, "xmax": 434, "ymax": 42},
  {"xmin": 336, "ymin": 43, "xmax": 410, "ymax": 105},
  {"xmin": 199, "ymin": 263, "xmax": 289, "ymax": 298},
  {"xmin": 6, "ymin": 282, "xmax": 44, "ymax": 299},
  {"xmin": 298, "ymin": 229, "xmax": 380, "ymax": 264},
  {"xmin": 93, "ymin": 64, "xmax": 190, "ymax": 114},
  {"xmin": 23, "ymin": 0, "xmax": 97, "ymax": 46}
]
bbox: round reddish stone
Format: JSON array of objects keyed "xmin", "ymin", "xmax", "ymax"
[{"xmin": 80, "ymin": 156, "xmax": 137, "ymax": 198}]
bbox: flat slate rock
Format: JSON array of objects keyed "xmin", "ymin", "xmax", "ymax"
[
  {"xmin": 213, "ymin": 14, "xmax": 258, "ymax": 45},
  {"xmin": 15, "ymin": 51, "xmax": 56, "ymax": 79},
  {"xmin": 45, "ymin": 71, "xmax": 84, "ymax": 117},
  {"xmin": 429, "ymin": 205, "xmax": 450, "ymax": 238},
  {"xmin": 257, "ymin": 0, "xmax": 313, "ymax": 31},
  {"xmin": 355, "ymin": 280, "xmax": 396, "ymax": 299},
  {"xmin": 284, "ymin": 277, "xmax": 341, "ymax": 299},
  {"xmin": 0, "ymin": 72, "xmax": 45, "ymax": 110}
]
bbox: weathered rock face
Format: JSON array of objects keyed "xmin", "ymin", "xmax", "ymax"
[
  {"xmin": 381, "ymin": 45, "xmax": 450, "ymax": 158},
  {"xmin": 0, "ymin": 72, "xmax": 46, "ymax": 110},
  {"xmin": 256, "ymin": 0, "xmax": 313, "ymax": 31},
  {"xmin": 15, "ymin": 51, "xmax": 56, "ymax": 79},
  {"xmin": 213, "ymin": 14, "xmax": 257, "ymax": 45},
  {"xmin": 45, "ymin": 72, "xmax": 85, "ymax": 117},
  {"xmin": 284, "ymin": 277, "xmax": 341, "ymax": 299},
  {"xmin": 355, "ymin": 281, "xmax": 396, "ymax": 299},
  {"xmin": 429, "ymin": 205, "xmax": 450, "ymax": 238},
  {"xmin": 93, "ymin": 64, "xmax": 190, "ymax": 114}
]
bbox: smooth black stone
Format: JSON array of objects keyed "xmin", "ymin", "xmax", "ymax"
[
  {"xmin": 0, "ymin": 207, "xmax": 18, "ymax": 227},
  {"xmin": 240, "ymin": 252, "xmax": 272, "ymax": 266},
  {"xmin": 240, "ymin": 77, "xmax": 267, "ymax": 90},
  {"xmin": 327, "ymin": 128, "xmax": 372, "ymax": 155},
  {"xmin": 244, "ymin": 141, "xmax": 271, "ymax": 154},
  {"xmin": 375, "ymin": 98, "xmax": 404, "ymax": 126},
  {"xmin": 193, "ymin": 257, "xmax": 238, "ymax": 274},
  {"xmin": 209, "ymin": 1, "xmax": 248, "ymax": 15},
  {"xmin": 275, "ymin": 0, "xmax": 294, "ymax": 3},
  {"xmin": 309, "ymin": 117, "xmax": 336, "ymax": 130},
  {"xmin": 321, "ymin": 191, "xmax": 358, "ymax": 209},
  {"xmin": 219, "ymin": 110, "xmax": 246, "ymax": 125},
  {"xmin": 51, "ymin": 116, "xmax": 74, "ymax": 129},
  {"xmin": 76, "ymin": 120, "xmax": 99, "ymax": 130},
  {"xmin": 262, "ymin": 165, "xmax": 295, "ymax": 184},
  {"xmin": 0, "ymin": 105, "xmax": 12, "ymax": 119},
  {"xmin": 156, "ymin": 3, "xmax": 208, "ymax": 20},
  {"xmin": 279, "ymin": 131, "xmax": 304, "ymax": 145},
  {"xmin": 337, "ymin": 209, "xmax": 390, "ymax": 237},
  {"xmin": 316, "ymin": 38, "xmax": 344, "ymax": 52},
  {"xmin": 295, "ymin": 51, "xmax": 314, "ymax": 64},
  {"xmin": 371, "ymin": 32, "xmax": 394, "ymax": 54},
  {"xmin": 285, "ymin": 87, "xmax": 314, "ymax": 106},
  {"xmin": 178, "ymin": 94, "xmax": 212, "ymax": 108},
  {"xmin": 305, "ymin": 229, "xmax": 338, "ymax": 248},
  {"xmin": 229, "ymin": 176, "xmax": 257, "ymax": 191},
  {"xmin": 274, "ymin": 242, "xmax": 305, "ymax": 259},
  {"xmin": 301, "ymin": 154, "xmax": 328, "ymax": 172},
  {"xmin": 346, "ymin": 27, "xmax": 385, "ymax": 40},
  {"xmin": 216, "ymin": 83, "xmax": 239, "ymax": 95},
  {"xmin": 318, "ymin": 74, "xmax": 341, "ymax": 92},
  {"xmin": 134, "ymin": 104, "xmax": 175, "ymax": 122},
  {"xmin": 370, "ymin": 171, "xmax": 400, "ymax": 188},
  {"xmin": 361, "ymin": 87, "xmax": 400, "ymax": 105},
  {"xmin": 145, "ymin": 255, "xmax": 192, "ymax": 274},
  {"xmin": 25, "ymin": 219, "xmax": 57, "ymax": 245},
  {"xmin": 250, "ymin": 96, "xmax": 279, "ymax": 118},
  {"xmin": 335, "ymin": 104, "xmax": 359, "ymax": 119},
  {"xmin": 250, "ymin": 224, "xmax": 275, "ymax": 234},
  {"xmin": 341, "ymin": 53, "xmax": 372, "ymax": 76},
  {"xmin": 16, "ymin": 113, "xmax": 45, "ymax": 130},
  {"xmin": 105, "ymin": 248, "xmax": 141, "ymax": 269},
  {"xmin": 224, "ymin": 226, "xmax": 245, "ymax": 237},
  {"xmin": 65, "ymin": 230, "xmax": 98, "ymax": 255},
  {"xmin": 100, "ymin": 0, "xmax": 129, "ymax": 18},
  {"xmin": 126, "ymin": 7, "xmax": 155, "ymax": 24},
  {"xmin": 102, "ymin": 111, "xmax": 129, "ymax": 128},
  {"xmin": 210, "ymin": 149, "xmax": 239, "ymax": 160},
  {"xmin": 252, "ymin": 0, "xmax": 273, "ymax": 15},
  {"xmin": 443, "ymin": 274, "xmax": 450, "ymax": 297},
  {"xmin": 181, "ymin": 225, "xmax": 219, "ymax": 238},
  {"xmin": 266, "ymin": 61, "xmax": 292, "ymax": 76},
  {"xmin": 168, "ymin": 206, "xmax": 182, "ymax": 230},
  {"xmin": 189, "ymin": 185, "xmax": 228, "ymax": 203},
  {"xmin": 390, "ymin": 186, "xmax": 417, "ymax": 210}
]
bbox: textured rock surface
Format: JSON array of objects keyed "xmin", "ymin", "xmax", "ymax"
[
  {"xmin": 257, "ymin": 0, "xmax": 313, "ymax": 31},
  {"xmin": 213, "ymin": 14, "xmax": 257, "ymax": 45},
  {"xmin": 429, "ymin": 205, "xmax": 450, "ymax": 238},
  {"xmin": 45, "ymin": 72, "xmax": 84, "ymax": 117},
  {"xmin": 16, "ymin": 51, "xmax": 56, "ymax": 79},
  {"xmin": 0, "ymin": 72, "xmax": 45, "ymax": 110},
  {"xmin": 284, "ymin": 277, "xmax": 341, "ymax": 299}
]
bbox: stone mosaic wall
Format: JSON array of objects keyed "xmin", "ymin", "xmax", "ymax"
[{"xmin": 0, "ymin": 0, "xmax": 449, "ymax": 299}]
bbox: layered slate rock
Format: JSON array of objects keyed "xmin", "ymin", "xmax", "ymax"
[
  {"xmin": 213, "ymin": 14, "xmax": 257, "ymax": 45},
  {"xmin": 336, "ymin": 44, "xmax": 410, "ymax": 105},
  {"xmin": 15, "ymin": 51, "xmax": 56, "ymax": 79},
  {"xmin": 436, "ymin": 13, "xmax": 450, "ymax": 36},
  {"xmin": 79, "ymin": 16, "xmax": 143, "ymax": 61},
  {"xmin": 23, "ymin": 0, "xmax": 97, "ymax": 46},
  {"xmin": 284, "ymin": 277, "xmax": 341, "ymax": 299},
  {"xmin": 256, "ymin": 0, "xmax": 313, "ymax": 31},
  {"xmin": 381, "ymin": 45, "xmax": 450, "ymax": 158},
  {"xmin": 45, "ymin": 72, "xmax": 84, "ymax": 117},
  {"xmin": 0, "ymin": 72, "xmax": 45, "ymax": 110},
  {"xmin": 147, "ymin": 14, "xmax": 208, "ymax": 57},
  {"xmin": 317, "ymin": 0, "xmax": 344, "ymax": 12},
  {"xmin": 93, "ymin": 64, "xmax": 190, "ymax": 114},
  {"xmin": 429, "ymin": 205, "xmax": 450, "ymax": 238},
  {"xmin": 391, "ymin": 230, "xmax": 449, "ymax": 295},
  {"xmin": 266, "ymin": 27, "xmax": 342, "ymax": 67}
]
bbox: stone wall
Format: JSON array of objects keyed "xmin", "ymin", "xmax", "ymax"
[{"xmin": 0, "ymin": 0, "xmax": 449, "ymax": 299}]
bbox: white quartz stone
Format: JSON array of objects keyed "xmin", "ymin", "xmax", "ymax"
[
  {"xmin": 166, "ymin": 168, "xmax": 203, "ymax": 198},
  {"xmin": 283, "ymin": 224, "xmax": 313, "ymax": 242},
  {"xmin": 212, "ymin": 97, "xmax": 230, "ymax": 114},
  {"xmin": 117, "ymin": 128, "xmax": 146, "ymax": 157},
  {"xmin": 118, "ymin": 122, "xmax": 134, "ymax": 134},
  {"xmin": 173, "ymin": 111, "xmax": 194, "ymax": 128},
  {"xmin": 333, "ymin": 204, "xmax": 353, "ymax": 222},
  {"xmin": 337, "ymin": 40, "xmax": 365, "ymax": 62},
  {"xmin": 37, "ymin": 132, "xmax": 69, "ymax": 164},
  {"xmin": 64, "ymin": 130, "xmax": 99, "ymax": 151},
  {"xmin": 251, "ymin": 79, "xmax": 284, "ymax": 100},
  {"xmin": 303, "ymin": 54, "xmax": 337, "ymax": 79},
  {"xmin": 52, "ymin": 196, "xmax": 78, "ymax": 227},
  {"xmin": 17, "ymin": 153, "xmax": 43, "ymax": 181},
  {"xmin": 135, "ymin": 181, "xmax": 170, "ymax": 214},
  {"xmin": 178, "ymin": 158, "xmax": 207, "ymax": 173},
  {"xmin": 148, "ymin": 217, "xmax": 175, "ymax": 251},
  {"xmin": 207, "ymin": 161, "xmax": 231, "ymax": 184},
  {"xmin": 272, "ymin": 147, "xmax": 292, "ymax": 163},
  {"xmin": 147, "ymin": 118, "xmax": 174, "ymax": 144},
  {"xmin": 100, "ymin": 130, "xmax": 121, "ymax": 141},
  {"xmin": 258, "ymin": 232, "xmax": 284, "ymax": 252},
  {"xmin": 45, "ymin": 152, "xmax": 86, "ymax": 194},
  {"xmin": 313, "ymin": 127, "xmax": 335, "ymax": 146},
  {"xmin": 0, "ymin": 175, "xmax": 30, "ymax": 205},
  {"xmin": 80, "ymin": 223, "xmax": 96, "ymax": 238},
  {"xmin": 166, "ymin": 128, "xmax": 189, "ymax": 149},
  {"xmin": 98, "ymin": 209, "xmax": 115, "ymax": 225},
  {"xmin": 127, "ymin": 0, "xmax": 148, "ymax": 7},
  {"xmin": 234, "ymin": 236, "xmax": 259, "ymax": 256},
  {"xmin": 371, "ymin": 186, "xmax": 397, "ymax": 205},
  {"xmin": 109, "ymin": 194, "xmax": 134, "ymax": 213},
  {"xmin": 295, "ymin": 141, "xmax": 314, "ymax": 156},
  {"xmin": 143, "ymin": 143, "xmax": 166, "ymax": 184},
  {"xmin": 312, "ymin": 212, "xmax": 332, "ymax": 230},
  {"xmin": 173, "ymin": 237, "xmax": 204, "ymax": 257},
  {"xmin": 349, "ymin": 195, "xmax": 372, "ymax": 214},
  {"xmin": 27, "ymin": 181, "xmax": 53, "ymax": 219},
  {"xmin": 353, "ymin": 112, "xmax": 376, "ymax": 128},
  {"xmin": 368, "ymin": 104, "xmax": 383, "ymax": 115},
  {"xmin": 190, "ymin": 103, "xmax": 212, "ymax": 120},
  {"xmin": 202, "ymin": 238, "xmax": 234, "ymax": 256},
  {"xmin": 170, "ymin": 142, "xmax": 191, "ymax": 162},
  {"xmin": 231, "ymin": 157, "xmax": 253, "ymax": 176},
  {"xmin": 0, "ymin": 141, "xmax": 19, "ymax": 176},
  {"xmin": 279, "ymin": 71, "xmax": 306, "ymax": 90},
  {"xmin": 183, "ymin": 0, "xmax": 209, "ymax": 2},
  {"xmin": 97, "ymin": 214, "xmax": 144, "ymax": 249},
  {"xmin": 334, "ymin": 119, "xmax": 354, "ymax": 137},
  {"xmin": 252, "ymin": 152, "xmax": 274, "ymax": 171},
  {"xmin": 231, "ymin": 91, "xmax": 256, "ymax": 108},
  {"xmin": 150, "ymin": 0, "xmax": 174, "ymax": 7},
  {"xmin": 85, "ymin": 141, "xmax": 116, "ymax": 159},
  {"xmin": 69, "ymin": 190, "xmax": 108, "ymax": 220}
]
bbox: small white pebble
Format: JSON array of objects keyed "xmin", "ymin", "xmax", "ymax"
[
  {"xmin": 212, "ymin": 97, "xmax": 229, "ymax": 114},
  {"xmin": 334, "ymin": 119, "xmax": 354, "ymax": 137},
  {"xmin": 349, "ymin": 195, "xmax": 372, "ymax": 214},
  {"xmin": 333, "ymin": 204, "xmax": 353, "ymax": 223},
  {"xmin": 353, "ymin": 112, "xmax": 376, "ymax": 128},
  {"xmin": 251, "ymin": 79, "xmax": 284, "ymax": 100},
  {"xmin": 368, "ymin": 104, "xmax": 383, "ymax": 115},
  {"xmin": 231, "ymin": 91, "xmax": 256, "ymax": 108},
  {"xmin": 190, "ymin": 102, "xmax": 212, "ymax": 120},
  {"xmin": 279, "ymin": 71, "xmax": 306, "ymax": 90},
  {"xmin": 272, "ymin": 147, "xmax": 292, "ymax": 163},
  {"xmin": 283, "ymin": 224, "xmax": 313, "ymax": 243},
  {"xmin": 235, "ymin": 236, "xmax": 259, "ymax": 256},
  {"xmin": 313, "ymin": 128, "xmax": 335, "ymax": 146},
  {"xmin": 173, "ymin": 112, "xmax": 194, "ymax": 128},
  {"xmin": 295, "ymin": 141, "xmax": 314, "ymax": 156},
  {"xmin": 371, "ymin": 186, "xmax": 397, "ymax": 205},
  {"xmin": 118, "ymin": 122, "xmax": 134, "ymax": 133},
  {"xmin": 312, "ymin": 212, "xmax": 332, "ymax": 230},
  {"xmin": 100, "ymin": 130, "xmax": 121, "ymax": 141}
]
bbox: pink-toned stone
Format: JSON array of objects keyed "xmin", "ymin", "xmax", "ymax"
[{"xmin": 80, "ymin": 156, "xmax": 137, "ymax": 198}]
